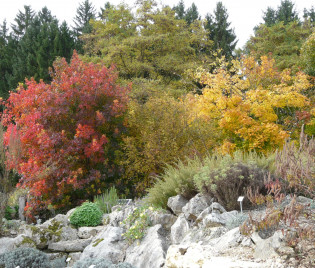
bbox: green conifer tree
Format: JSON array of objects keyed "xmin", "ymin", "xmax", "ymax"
[
  {"xmin": 277, "ymin": 0, "xmax": 299, "ymax": 25},
  {"xmin": 73, "ymin": 0, "xmax": 96, "ymax": 36},
  {"xmin": 184, "ymin": 3, "xmax": 199, "ymax": 25},
  {"xmin": 173, "ymin": 0, "xmax": 185, "ymax": 20},
  {"xmin": 263, "ymin": 7, "xmax": 277, "ymax": 26},
  {"xmin": 11, "ymin": 5, "xmax": 35, "ymax": 38},
  {"xmin": 205, "ymin": 2, "xmax": 237, "ymax": 59}
]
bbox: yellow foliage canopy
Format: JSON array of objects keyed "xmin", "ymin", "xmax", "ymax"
[{"xmin": 189, "ymin": 55, "xmax": 312, "ymax": 153}]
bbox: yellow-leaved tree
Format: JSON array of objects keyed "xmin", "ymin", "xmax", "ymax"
[{"xmin": 189, "ymin": 55, "xmax": 313, "ymax": 154}]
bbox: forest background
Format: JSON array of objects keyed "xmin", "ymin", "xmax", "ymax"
[{"xmin": 0, "ymin": 0, "xmax": 314, "ymax": 221}]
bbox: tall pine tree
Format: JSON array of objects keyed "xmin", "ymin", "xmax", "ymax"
[
  {"xmin": 173, "ymin": 0, "xmax": 185, "ymax": 20},
  {"xmin": 11, "ymin": 5, "xmax": 35, "ymax": 38},
  {"xmin": 73, "ymin": 0, "xmax": 96, "ymax": 36},
  {"xmin": 2, "ymin": 7, "xmax": 76, "ymax": 97},
  {"xmin": 262, "ymin": 0, "xmax": 299, "ymax": 27},
  {"xmin": 205, "ymin": 2, "xmax": 237, "ymax": 59},
  {"xmin": 263, "ymin": 7, "xmax": 277, "ymax": 26},
  {"xmin": 277, "ymin": 0, "xmax": 299, "ymax": 25},
  {"xmin": 185, "ymin": 3, "xmax": 199, "ymax": 25}
]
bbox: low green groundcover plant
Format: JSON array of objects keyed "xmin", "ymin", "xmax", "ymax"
[
  {"xmin": 122, "ymin": 205, "xmax": 160, "ymax": 244},
  {"xmin": 69, "ymin": 201, "xmax": 103, "ymax": 227},
  {"xmin": 0, "ymin": 247, "xmax": 64, "ymax": 268}
]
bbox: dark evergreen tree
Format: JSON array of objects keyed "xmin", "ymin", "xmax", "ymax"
[
  {"xmin": 262, "ymin": 0, "xmax": 299, "ymax": 27},
  {"xmin": 303, "ymin": 6, "xmax": 315, "ymax": 24},
  {"xmin": 184, "ymin": 3, "xmax": 199, "ymax": 25},
  {"xmin": 54, "ymin": 21, "xmax": 75, "ymax": 61},
  {"xmin": 73, "ymin": 0, "xmax": 96, "ymax": 36},
  {"xmin": 0, "ymin": 20, "xmax": 15, "ymax": 97},
  {"xmin": 11, "ymin": 5, "xmax": 35, "ymax": 38},
  {"xmin": 99, "ymin": 2, "xmax": 113, "ymax": 19},
  {"xmin": 277, "ymin": 0, "xmax": 299, "ymax": 25},
  {"xmin": 205, "ymin": 14, "xmax": 215, "ymax": 40},
  {"xmin": 263, "ymin": 7, "xmax": 277, "ymax": 26},
  {"xmin": 173, "ymin": 0, "xmax": 185, "ymax": 20},
  {"xmin": 0, "ymin": 20, "xmax": 9, "ymax": 42},
  {"xmin": 2, "ymin": 7, "xmax": 75, "ymax": 97},
  {"xmin": 205, "ymin": 2, "xmax": 237, "ymax": 59}
]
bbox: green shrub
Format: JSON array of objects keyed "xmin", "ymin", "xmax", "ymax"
[
  {"xmin": 94, "ymin": 187, "xmax": 119, "ymax": 214},
  {"xmin": 146, "ymin": 157, "xmax": 202, "ymax": 208},
  {"xmin": 0, "ymin": 247, "xmax": 50, "ymax": 268},
  {"xmin": 69, "ymin": 202, "xmax": 103, "ymax": 227},
  {"xmin": 4, "ymin": 206, "xmax": 17, "ymax": 220},
  {"xmin": 195, "ymin": 162, "xmax": 269, "ymax": 210}
]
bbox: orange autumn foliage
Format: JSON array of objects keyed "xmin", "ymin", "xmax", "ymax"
[{"xmin": 2, "ymin": 51, "xmax": 130, "ymax": 217}]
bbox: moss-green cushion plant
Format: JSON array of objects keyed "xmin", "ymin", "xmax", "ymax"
[{"xmin": 69, "ymin": 201, "xmax": 103, "ymax": 227}]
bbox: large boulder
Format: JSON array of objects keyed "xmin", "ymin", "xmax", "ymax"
[
  {"xmin": 0, "ymin": 235, "xmax": 35, "ymax": 254},
  {"xmin": 150, "ymin": 211, "xmax": 177, "ymax": 230},
  {"xmin": 167, "ymin": 195, "xmax": 189, "ymax": 216},
  {"xmin": 209, "ymin": 202, "xmax": 226, "ymax": 214},
  {"xmin": 21, "ymin": 218, "xmax": 78, "ymax": 249},
  {"xmin": 182, "ymin": 194, "xmax": 212, "ymax": 221},
  {"xmin": 209, "ymin": 227, "xmax": 245, "ymax": 251},
  {"xmin": 170, "ymin": 214, "xmax": 190, "ymax": 245},
  {"xmin": 165, "ymin": 243, "xmax": 210, "ymax": 268},
  {"xmin": 181, "ymin": 226, "xmax": 227, "ymax": 245},
  {"xmin": 78, "ymin": 226, "xmax": 104, "ymax": 239},
  {"xmin": 252, "ymin": 230, "xmax": 286, "ymax": 260},
  {"xmin": 80, "ymin": 226, "xmax": 126, "ymax": 264},
  {"xmin": 202, "ymin": 211, "xmax": 238, "ymax": 228},
  {"xmin": 125, "ymin": 224, "xmax": 168, "ymax": 268},
  {"xmin": 48, "ymin": 239, "xmax": 92, "ymax": 252},
  {"xmin": 109, "ymin": 205, "xmax": 135, "ymax": 227},
  {"xmin": 41, "ymin": 214, "xmax": 69, "ymax": 228}
]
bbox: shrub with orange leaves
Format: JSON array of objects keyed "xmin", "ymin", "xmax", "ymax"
[
  {"xmin": 190, "ymin": 55, "xmax": 312, "ymax": 153},
  {"xmin": 2, "ymin": 51, "xmax": 130, "ymax": 218}
]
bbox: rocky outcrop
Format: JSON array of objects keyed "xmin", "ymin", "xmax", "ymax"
[
  {"xmin": 167, "ymin": 195, "xmax": 189, "ymax": 216},
  {"xmin": 182, "ymin": 193, "xmax": 212, "ymax": 221},
  {"xmin": 48, "ymin": 239, "xmax": 92, "ymax": 252},
  {"xmin": 77, "ymin": 226, "xmax": 103, "ymax": 239},
  {"xmin": 0, "ymin": 235, "xmax": 35, "ymax": 254},
  {"xmin": 2, "ymin": 194, "xmax": 312, "ymax": 268},
  {"xmin": 170, "ymin": 214, "xmax": 190, "ymax": 244},
  {"xmin": 125, "ymin": 224, "xmax": 169, "ymax": 268},
  {"xmin": 79, "ymin": 226, "xmax": 126, "ymax": 264},
  {"xmin": 202, "ymin": 210, "xmax": 238, "ymax": 228}
]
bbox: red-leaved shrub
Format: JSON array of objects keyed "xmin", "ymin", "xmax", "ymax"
[{"xmin": 2, "ymin": 51, "xmax": 130, "ymax": 218}]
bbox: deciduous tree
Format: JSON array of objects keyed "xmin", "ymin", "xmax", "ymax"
[{"xmin": 3, "ymin": 52, "xmax": 130, "ymax": 217}]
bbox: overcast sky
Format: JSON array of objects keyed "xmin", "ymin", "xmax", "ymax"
[{"xmin": 0, "ymin": 0, "xmax": 314, "ymax": 48}]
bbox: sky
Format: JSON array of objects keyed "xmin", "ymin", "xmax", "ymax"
[{"xmin": 0, "ymin": 0, "xmax": 314, "ymax": 48}]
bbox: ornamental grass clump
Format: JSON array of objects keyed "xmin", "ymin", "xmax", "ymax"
[
  {"xmin": 69, "ymin": 201, "xmax": 102, "ymax": 227},
  {"xmin": 94, "ymin": 186, "xmax": 119, "ymax": 214},
  {"xmin": 146, "ymin": 157, "xmax": 202, "ymax": 208},
  {"xmin": 275, "ymin": 129, "xmax": 315, "ymax": 198}
]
